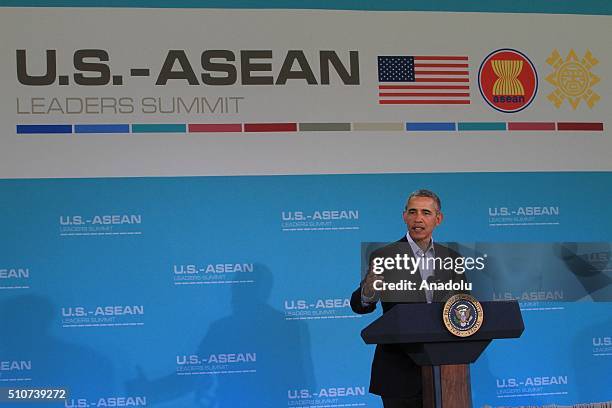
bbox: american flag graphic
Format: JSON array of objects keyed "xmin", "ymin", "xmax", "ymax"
[{"xmin": 378, "ymin": 55, "xmax": 470, "ymax": 104}]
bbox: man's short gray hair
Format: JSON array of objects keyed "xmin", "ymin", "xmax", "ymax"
[{"xmin": 405, "ymin": 189, "xmax": 442, "ymax": 212}]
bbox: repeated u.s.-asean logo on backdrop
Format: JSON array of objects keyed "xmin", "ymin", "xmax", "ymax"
[{"xmin": 14, "ymin": 47, "xmax": 603, "ymax": 134}]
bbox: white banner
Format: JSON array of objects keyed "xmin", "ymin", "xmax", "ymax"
[{"xmin": 1, "ymin": 8, "xmax": 610, "ymax": 178}]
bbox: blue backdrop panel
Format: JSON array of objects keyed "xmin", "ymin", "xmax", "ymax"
[{"xmin": 1, "ymin": 172, "xmax": 611, "ymax": 407}]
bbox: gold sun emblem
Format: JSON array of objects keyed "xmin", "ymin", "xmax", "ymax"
[{"xmin": 546, "ymin": 49, "xmax": 600, "ymax": 109}]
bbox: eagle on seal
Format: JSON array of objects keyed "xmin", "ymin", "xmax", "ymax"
[{"xmin": 454, "ymin": 304, "xmax": 472, "ymax": 327}]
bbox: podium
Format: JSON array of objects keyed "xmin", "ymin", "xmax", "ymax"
[{"xmin": 361, "ymin": 301, "xmax": 524, "ymax": 408}]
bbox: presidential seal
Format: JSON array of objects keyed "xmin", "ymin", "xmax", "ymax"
[{"xmin": 443, "ymin": 294, "xmax": 484, "ymax": 337}]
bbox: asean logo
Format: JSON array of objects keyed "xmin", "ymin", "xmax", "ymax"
[
  {"xmin": 546, "ymin": 49, "xmax": 600, "ymax": 110},
  {"xmin": 443, "ymin": 294, "xmax": 484, "ymax": 337},
  {"xmin": 478, "ymin": 49, "xmax": 538, "ymax": 113}
]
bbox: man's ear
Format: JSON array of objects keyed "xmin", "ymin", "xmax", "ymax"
[
  {"xmin": 436, "ymin": 211, "xmax": 444, "ymax": 226},
  {"xmin": 402, "ymin": 210, "xmax": 409, "ymax": 225}
]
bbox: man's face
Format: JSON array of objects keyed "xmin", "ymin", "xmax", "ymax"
[{"xmin": 403, "ymin": 196, "xmax": 443, "ymax": 244}]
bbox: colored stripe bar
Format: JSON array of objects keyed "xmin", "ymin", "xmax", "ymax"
[
  {"xmin": 508, "ymin": 122, "xmax": 555, "ymax": 131},
  {"xmin": 75, "ymin": 124, "xmax": 129, "ymax": 133},
  {"xmin": 458, "ymin": 122, "xmax": 506, "ymax": 131},
  {"xmin": 557, "ymin": 122, "xmax": 604, "ymax": 131},
  {"xmin": 132, "ymin": 124, "xmax": 186, "ymax": 133},
  {"xmin": 16, "ymin": 124, "xmax": 72, "ymax": 134},
  {"xmin": 189, "ymin": 124, "xmax": 242, "ymax": 132},
  {"xmin": 353, "ymin": 122, "xmax": 404, "ymax": 131},
  {"xmin": 244, "ymin": 123, "xmax": 297, "ymax": 132},
  {"xmin": 299, "ymin": 123, "xmax": 351, "ymax": 131},
  {"xmin": 406, "ymin": 122, "xmax": 456, "ymax": 131}
]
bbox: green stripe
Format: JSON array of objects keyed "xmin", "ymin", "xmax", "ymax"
[
  {"xmin": 458, "ymin": 122, "xmax": 507, "ymax": 131},
  {"xmin": 132, "ymin": 124, "xmax": 186, "ymax": 133}
]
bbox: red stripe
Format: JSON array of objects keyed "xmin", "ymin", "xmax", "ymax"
[
  {"xmin": 415, "ymin": 70, "xmax": 469, "ymax": 75},
  {"xmin": 244, "ymin": 123, "xmax": 297, "ymax": 132},
  {"xmin": 379, "ymin": 85, "xmax": 469, "ymax": 90},
  {"xmin": 379, "ymin": 100, "xmax": 470, "ymax": 104},
  {"xmin": 557, "ymin": 122, "xmax": 604, "ymax": 131},
  {"xmin": 508, "ymin": 122, "xmax": 555, "ymax": 131},
  {"xmin": 413, "ymin": 56, "xmax": 469, "ymax": 61},
  {"xmin": 188, "ymin": 123, "xmax": 242, "ymax": 132},
  {"xmin": 415, "ymin": 78, "xmax": 469, "ymax": 82},
  {"xmin": 379, "ymin": 92, "xmax": 470, "ymax": 97},
  {"xmin": 414, "ymin": 63, "xmax": 469, "ymax": 68}
]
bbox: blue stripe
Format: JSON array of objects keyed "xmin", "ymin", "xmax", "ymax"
[
  {"xmin": 406, "ymin": 122, "xmax": 456, "ymax": 131},
  {"xmin": 1, "ymin": 0, "xmax": 610, "ymax": 14},
  {"xmin": 75, "ymin": 124, "xmax": 129, "ymax": 134},
  {"xmin": 17, "ymin": 124, "xmax": 72, "ymax": 134}
]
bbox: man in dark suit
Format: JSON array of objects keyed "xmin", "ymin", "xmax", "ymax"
[{"xmin": 350, "ymin": 189, "xmax": 466, "ymax": 408}]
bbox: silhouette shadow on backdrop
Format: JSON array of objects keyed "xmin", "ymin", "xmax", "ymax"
[
  {"xmin": 0, "ymin": 294, "xmax": 115, "ymax": 407},
  {"xmin": 126, "ymin": 263, "xmax": 316, "ymax": 407}
]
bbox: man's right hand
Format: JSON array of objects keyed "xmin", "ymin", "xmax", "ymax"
[{"xmin": 361, "ymin": 267, "xmax": 383, "ymax": 301}]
